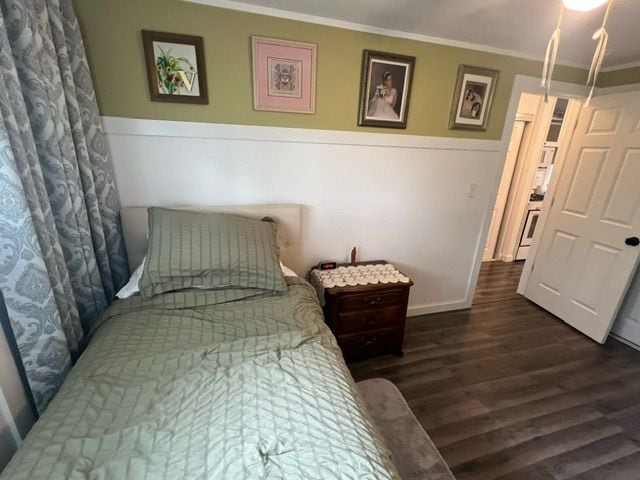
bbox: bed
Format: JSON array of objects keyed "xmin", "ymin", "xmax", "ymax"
[{"xmin": 2, "ymin": 205, "xmax": 400, "ymax": 479}]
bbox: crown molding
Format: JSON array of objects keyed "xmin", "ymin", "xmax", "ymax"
[
  {"xmin": 601, "ymin": 60, "xmax": 640, "ymax": 72},
  {"xmin": 184, "ymin": 0, "xmax": 592, "ymax": 69}
]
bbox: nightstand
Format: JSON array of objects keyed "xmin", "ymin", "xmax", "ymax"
[{"xmin": 311, "ymin": 261, "xmax": 413, "ymax": 362}]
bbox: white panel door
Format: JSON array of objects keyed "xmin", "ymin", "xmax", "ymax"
[{"xmin": 525, "ymin": 91, "xmax": 640, "ymax": 343}]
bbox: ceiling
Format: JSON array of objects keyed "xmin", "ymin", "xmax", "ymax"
[{"xmin": 215, "ymin": 0, "xmax": 640, "ymax": 69}]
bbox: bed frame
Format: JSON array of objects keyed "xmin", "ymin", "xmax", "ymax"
[{"xmin": 120, "ymin": 204, "xmax": 303, "ymax": 272}]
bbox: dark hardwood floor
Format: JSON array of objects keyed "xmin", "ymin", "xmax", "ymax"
[
  {"xmin": 349, "ymin": 261, "xmax": 640, "ymax": 480},
  {"xmin": 472, "ymin": 260, "xmax": 526, "ymax": 305}
]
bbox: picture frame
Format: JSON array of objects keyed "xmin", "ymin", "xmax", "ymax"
[
  {"xmin": 251, "ymin": 36, "xmax": 317, "ymax": 114},
  {"xmin": 358, "ymin": 50, "xmax": 416, "ymax": 129},
  {"xmin": 449, "ymin": 65, "xmax": 499, "ymax": 131},
  {"xmin": 142, "ymin": 30, "xmax": 208, "ymax": 104}
]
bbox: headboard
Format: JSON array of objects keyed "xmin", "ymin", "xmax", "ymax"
[{"xmin": 120, "ymin": 204, "xmax": 302, "ymax": 272}]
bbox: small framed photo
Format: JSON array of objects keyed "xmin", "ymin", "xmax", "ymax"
[
  {"xmin": 358, "ymin": 50, "xmax": 415, "ymax": 129},
  {"xmin": 449, "ymin": 65, "xmax": 499, "ymax": 130},
  {"xmin": 251, "ymin": 36, "xmax": 317, "ymax": 114},
  {"xmin": 142, "ymin": 30, "xmax": 208, "ymax": 104}
]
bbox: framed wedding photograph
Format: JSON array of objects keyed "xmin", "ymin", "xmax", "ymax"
[
  {"xmin": 142, "ymin": 30, "xmax": 208, "ymax": 104},
  {"xmin": 251, "ymin": 36, "xmax": 317, "ymax": 114},
  {"xmin": 449, "ymin": 65, "xmax": 499, "ymax": 130},
  {"xmin": 358, "ymin": 50, "xmax": 415, "ymax": 129}
]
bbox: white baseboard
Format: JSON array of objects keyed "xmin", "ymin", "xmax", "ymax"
[
  {"xmin": 407, "ymin": 300, "xmax": 470, "ymax": 317},
  {"xmin": 610, "ymin": 333, "xmax": 640, "ymax": 352}
]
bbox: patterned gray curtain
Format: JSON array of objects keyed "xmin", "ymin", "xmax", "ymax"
[{"xmin": 0, "ymin": 0, "xmax": 129, "ymax": 413}]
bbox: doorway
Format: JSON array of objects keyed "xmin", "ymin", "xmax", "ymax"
[
  {"xmin": 483, "ymin": 93, "xmax": 580, "ymax": 264},
  {"xmin": 474, "ymin": 83, "xmax": 640, "ymax": 346},
  {"xmin": 474, "ymin": 90, "xmax": 581, "ymax": 324}
]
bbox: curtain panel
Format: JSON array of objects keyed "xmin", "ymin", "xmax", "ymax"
[{"xmin": 0, "ymin": 0, "xmax": 129, "ymax": 413}]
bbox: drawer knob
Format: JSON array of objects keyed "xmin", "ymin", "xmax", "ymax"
[
  {"xmin": 365, "ymin": 318, "xmax": 377, "ymax": 327},
  {"xmin": 364, "ymin": 338, "xmax": 377, "ymax": 347},
  {"xmin": 367, "ymin": 296, "xmax": 382, "ymax": 305}
]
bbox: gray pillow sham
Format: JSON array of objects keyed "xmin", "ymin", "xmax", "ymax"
[{"xmin": 138, "ymin": 207, "xmax": 287, "ymax": 297}]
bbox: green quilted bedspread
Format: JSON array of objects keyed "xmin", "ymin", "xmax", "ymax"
[{"xmin": 2, "ymin": 278, "xmax": 399, "ymax": 479}]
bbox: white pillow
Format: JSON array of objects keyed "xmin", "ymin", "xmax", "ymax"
[
  {"xmin": 280, "ymin": 261, "xmax": 298, "ymax": 278},
  {"xmin": 116, "ymin": 258, "xmax": 298, "ymax": 299},
  {"xmin": 116, "ymin": 258, "xmax": 146, "ymax": 299}
]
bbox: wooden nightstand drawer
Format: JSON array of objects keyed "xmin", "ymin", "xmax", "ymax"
[
  {"xmin": 336, "ymin": 306, "xmax": 403, "ymax": 335},
  {"xmin": 313, "ymin": 260, "xmax": 413, "ymax": 361},
  {"xmin": 338, "ymin": 289, "xmax": 406, "ymax": 312},
  {"xmin": 337, "ymin": 328, "xmax": 402, "ymax": 361}
]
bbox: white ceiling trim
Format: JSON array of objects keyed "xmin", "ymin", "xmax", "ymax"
[
  {"xmin": 185, "ymin": 0, "xmax": 589, "ymax": 69},
  {"xmin": 597, "ymin": 82, "xmax": 640, "ymax": 94},
  {"xmin": 601, "ymin": 60, "xmax": 640, "ymax": 72}
]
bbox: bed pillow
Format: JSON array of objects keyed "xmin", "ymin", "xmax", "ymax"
[
  {"xmin": 138, "ymin": 207, "xmax": 287, "ymax": 297},
  {"xmin": 116, "ymin": 259, "xmax": 297, "ymax": 299}
]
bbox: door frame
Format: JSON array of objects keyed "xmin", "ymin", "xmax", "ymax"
[
  {"xmin": 483, "ymin": 119, "xmax": 527, "ymax": 261},
  {"xmin": 467, "ymin": 75, "xmax": 587, "ymax": 306},
  {"xmin": 495, "ymin": 97, "xmax": 554, "ymax": 262}
]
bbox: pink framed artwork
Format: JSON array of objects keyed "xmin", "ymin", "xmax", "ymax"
[{"xmin": 251, "ymin": 36, "xmax": 317, "ymax": 114}]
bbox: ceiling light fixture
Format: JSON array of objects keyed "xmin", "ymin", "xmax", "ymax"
[
  {"xmin": 541, "ymin": 0, "xmax": 615, "ymax": 106},
  {"xmin": 562, "ymin": 0, "xmax": 608, "ymax": 12}
]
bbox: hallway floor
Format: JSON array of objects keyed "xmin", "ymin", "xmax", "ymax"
[
  {"xmin": 473, "ymin": 260, "xmax": 524, "ymax": 305},
  {"xmin": 350, "ymin": 261, "xmax": 640, "ymax": 479}
]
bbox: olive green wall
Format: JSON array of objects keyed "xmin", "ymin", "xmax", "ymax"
[
  {"xmin": 73, "ymin": 0, "xmax": 588, "ymax": 140},
  {"xmin": 598, "ymin": 67, "xmax": 640, "ymax": 88}
]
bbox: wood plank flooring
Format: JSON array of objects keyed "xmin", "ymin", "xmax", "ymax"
[
  {"xmin": 472, "ymin": 260, "xmax": 526, "ymax": 305},
  {"xmin": 349, "ymin": 261, "xmax": 640, "ymax": 479}
]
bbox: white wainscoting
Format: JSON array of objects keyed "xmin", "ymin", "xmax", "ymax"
[
  {"xmin": 103, "ymin": 117, "xmax": 502, "ymax": 316},
  {"xmin": 612, "ymin": 268, "xmax": 640, "ymax": 349}
]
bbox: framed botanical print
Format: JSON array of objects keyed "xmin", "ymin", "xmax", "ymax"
[
  {"xmin": 358, "ymin": 50, "xmax": 416, "ymax": 129},
  {"xmin": 142, "ymin": 30, "xmax": 208, "ymax": 104},
  {"xmin": 449, "ymin": 65, "xmax": 499, "ymax": 130},
  {"xmin": 251, "ymin": 36, "xmax": 317, "ymax": 114}
]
